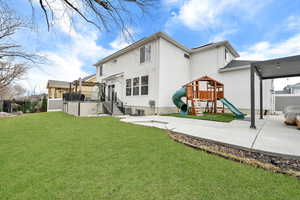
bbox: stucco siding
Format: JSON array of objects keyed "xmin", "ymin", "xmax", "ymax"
[
  {"xmin": 190, "ymin": 49, "xmax": 272, "ymax": 110},
  {"xmin": 98, "ymin": 40, "xmax": 159, "ymax": 108},
  {"xmin": 218, "ymin": 68, "xmax": 272, "ymax": 110},
  {"xmin": 158, "ymin": 38, "xmax": 190, "ymax": 107}
]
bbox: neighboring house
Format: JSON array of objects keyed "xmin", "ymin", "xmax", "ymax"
[
  {"xmin": 275, "ymin": 82, "xmax": 300, "ymax": 95},
  {"xmin": 275, "ymin": 90, "xmax": 290, "ymax": 95},
  {"xmin": 47, "ymin": 80, "xmax": 71, "ymax": 99},
  {"xmin": 283, "ymin": 83, "xmax": 300, "ymax": 94},
  {"xmin": 78, "ymin": 74, "xmax": 97, "ymax": 99},
  {"xmin": 94, "ymin": 32, "xmax": 272, "ymax": 115},
  {"xmin": 47, "ymin": 74, "xmax": 97, "ymax": 99}
]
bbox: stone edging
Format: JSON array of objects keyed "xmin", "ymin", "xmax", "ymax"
[{"xmin": 168, "ymin": 131, "xmax": 300, "ymax": 178}]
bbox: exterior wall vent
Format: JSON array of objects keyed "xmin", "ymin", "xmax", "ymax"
[{"xmin": 184, "ymin": 54, "xmax": 190, "ymax": 59}]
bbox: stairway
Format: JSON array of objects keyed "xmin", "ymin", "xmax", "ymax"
[{"xmin": 103, "ymin": 101, "xmax": 124, "ymax": 115}]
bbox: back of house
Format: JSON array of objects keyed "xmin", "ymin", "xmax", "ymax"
[{"xmin": 95, "ymin": 32, "xmax": 272, "ymax": 115}]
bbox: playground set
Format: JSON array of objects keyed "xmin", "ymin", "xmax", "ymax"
[{"xmin": 172, "ymin": 76, "xmax": 245, "ymax": 119}]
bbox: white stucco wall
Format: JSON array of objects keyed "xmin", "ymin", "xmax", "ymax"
[
  {"xmin": 80, "ymin": 102, "xmax": 103, "ymax": 116},
  {"xmin": 67, "ymin": 102, "xmax": 79, "ymax": 116},
  {"xmin": 95, "ymin": 36, "xmax": 272, "ymax": 112},
  {"xmin": 158, "ymin": 38, "xmax": 190, "ymax": 107},
  {"xmin": 190, "ymin": 48, "xmax": 272, "ymax": 110},
  {"xmin": 97, "ymin": 40, "xmax": 159, "ymax": 108}
]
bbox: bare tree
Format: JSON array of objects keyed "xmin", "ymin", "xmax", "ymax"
[
  {"xmin": 30, "ymin": 0, "xmax": 157, "ymax": 33},
  {"xmin": 0, "ymin": 61, "xmax": 27, "ymax": 90},
  {"xmin": 0, "ymin": 1, "xmax": 41, "ymax": 62},
  {"xmin": 0, "ymin": 1, "xmax": 41, "ymax": 91},
  {"xmin": 0, "ymin": 84, "xmax": 26, "ymax": 100}
]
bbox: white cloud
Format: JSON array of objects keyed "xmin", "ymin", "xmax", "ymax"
[
  {"xmin": 239, "ymin": 33, "xmax": 300, "ymax": 90},
  {"xmin": 19, "ymin": 33, "xmax": 108, "ymax": 93},
  {"xmin": 240, "ymin": 33, "xmax": 300, "ymax": 60},
  {"xmin": 18, "ymin": 26, "xmax": 135, "ymax": 94},
  {"xmin": 165, "ymin": 0, "xmax": 271, "ymax": 31},
  {"xmin": 210, "ymin": 29, "xmax": 238, "ymax": 42},
  {"xmin": 109, "ymin": 28, "xmax": 136, "ymax": 50},
  {"xmin": 286, "ymin": 15, "xmax": 300, "ymax": 31},
  {"xmin": 16, "ymin": 0, "xmax": 138, "ymax": 94}
]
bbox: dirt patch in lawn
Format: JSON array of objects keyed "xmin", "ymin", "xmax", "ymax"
[{"xmin": 168, "ymin": 131, "xmax": 300, "ymax": 178}]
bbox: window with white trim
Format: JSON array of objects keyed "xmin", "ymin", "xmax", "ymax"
[
  {"xmin": 126, "ymin": 79, "xmax": 132, "ymax": 96},
  {"xmin": 133, "ymin": 77, "xmax": 140, "ymax": 96},
  {"xmin": 141, "ymin": 75, "xmax": 149, "ymax": 95}
]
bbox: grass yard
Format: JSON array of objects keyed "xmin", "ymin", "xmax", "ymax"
[
  {"xmin": 162, "ymin": 113, "xmax": 235, "ymax": 122},
  {"xmin": 0, "ymin": 112, "xmax": 299, "ymax": 199}
]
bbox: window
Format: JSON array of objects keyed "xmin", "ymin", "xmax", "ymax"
[
  {"xmin": 140, "ymin": 46, "xmax": 145, "ymax": 63},
  {"xmin": 141, "ymin": 75, "xmax": 149, "ymax": 95},
  {"xmin": 145, "ymin": 45, "xmax": 151, "ymax": 61},
  {"xmin": 99, "ymin": 65, "xmax": 103, "ymax": 76},
  {"xmin": 126, "ymin": 79, "xmax": 132, "ymax": 96},
  {"xmin": 140, "ymin": 45, "xmax": 151, "ymax": 63},
  {"xmin": 225, "ymin": 48, "xmax": 230, "ymax": 62},
  {"xmin": 133, "ymin": 77, "xmax": 140, "ymax": 95}
]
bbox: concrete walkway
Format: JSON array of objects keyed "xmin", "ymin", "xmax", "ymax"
[{"xmin": 121, "ymin": 115, "xmax": 300, "ymax": 158}]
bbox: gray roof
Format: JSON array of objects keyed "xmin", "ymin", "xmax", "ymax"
[
  {"xmin": 47, "ymin": 80, "xmax": 71, "ymax": 89},
  {"xmin": 275, "ymin": 90, "xmax": 290, "ymax": 94},
  {"xmin": 219, "ymin": 60, "xmax": 257, "ymax": 72},
  {"xmin": 253, "ymin": 54, "xmax": 300, "ymax": 79},
  {"xmin": 289, "ymin": 82, "xmax": 300, "ymax": 89},
  {"xmin": 223, "ymin": 60, "xmax": 255, "ymax": 68}
]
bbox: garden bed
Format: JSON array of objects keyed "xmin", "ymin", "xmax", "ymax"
[{"xmin": 168, "ymin": 131, "xmax": 300, "ymax": 178}]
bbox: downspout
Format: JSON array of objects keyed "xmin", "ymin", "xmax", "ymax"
[{"xmin": 155, "ymin": 37, "xmax": 160, "ymax": 115}]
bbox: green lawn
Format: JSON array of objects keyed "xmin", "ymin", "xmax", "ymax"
[
  {"xmin": 162, "ymin": 113, "xmax": 235, "ymax": 122},
  {"xmin": 0, "ymin": 112, "xmax": 299, "ymax": 200}
]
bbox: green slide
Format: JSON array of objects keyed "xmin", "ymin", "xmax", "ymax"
[
  {"xmin": 220, "ymin": 98, "xmax": 245, "ymax": 119},
  {"xmin": 172, "ymin": 88, "xmax": 188, "ymax": 115}
]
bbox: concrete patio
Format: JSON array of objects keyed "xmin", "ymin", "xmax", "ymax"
[{"xmin": 121, "ymin": 115, "xmax": 300, "ymax": 158}]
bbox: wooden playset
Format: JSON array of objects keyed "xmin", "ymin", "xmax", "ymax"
[{"xmin": 183, "ymin": 76, "xmax": 225, "ymax": 115}]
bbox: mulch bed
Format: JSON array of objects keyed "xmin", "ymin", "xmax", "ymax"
[{"xmin": 168, "ymin": 131, "xmax": 300, "ymax": 178}]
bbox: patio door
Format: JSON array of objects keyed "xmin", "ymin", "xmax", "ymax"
[{"xmin": 107, "ymin": 84, "xmax": 115, "ymax": 101}]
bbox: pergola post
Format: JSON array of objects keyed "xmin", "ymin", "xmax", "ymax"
[
  {"xmin": 260, "ymin": 78, "xmax": 263, "ymax": 119},
  {"xmin": 250, "ymin": 64, "xmax": 256, "ymax": 129}
]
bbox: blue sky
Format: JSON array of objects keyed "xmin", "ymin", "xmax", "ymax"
[{"xmin": 11, "ymin": 0, "xmax": 300, "ymax": 93}]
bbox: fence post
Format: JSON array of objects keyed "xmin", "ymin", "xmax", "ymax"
[
  {"xmin": 78, "ymin": 101, "xmax": 80, "ymax": 116},
  {"xmin": 111, "ymin": 92, "xmax": 114, "ymax": 114},
  {"xmin": 47, "ymin": 99, "xmax": 49, "ymax": 112}
]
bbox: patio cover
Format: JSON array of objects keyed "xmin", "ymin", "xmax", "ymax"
[
  {"xmin": 250, "ymin": 54, "xmax": 300, "ymax": 128},
  {"xmin": 253, "ymin": 55, "xmax": 300, "ymax": 79}
]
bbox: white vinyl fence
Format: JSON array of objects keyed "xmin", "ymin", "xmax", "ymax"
[
  {"xmin": 47, "ymin": 98, "xmax": 63, "ymax": 112},
  {"xmin": 273, "ymin": 94, "xmax": 300, "ymax": 111}
]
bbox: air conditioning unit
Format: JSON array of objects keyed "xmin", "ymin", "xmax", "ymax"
[{"xmin": 149, "ymin": 100, "xmax": 155, "ymax": 108}]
